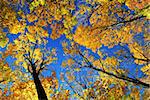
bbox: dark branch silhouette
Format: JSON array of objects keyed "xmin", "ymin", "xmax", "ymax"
[
  {"xmin": 0, "ymin": 80, "xmax": 5, "ymax": 83},
  {"xmin": 77, "ymin": 51, "xmax": 150, "ymax": 88},
  {"xmin": 23, "ymin": 51, "xmax": 48, "ymax": 100},
  {"xmin": 91, "ymin": 15, "xmax": 146, "ymax": 31}
]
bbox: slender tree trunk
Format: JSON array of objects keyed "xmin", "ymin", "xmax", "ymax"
[{"xmin": 32, "ymin": 72, "xmax": 48, "ymax": 100}]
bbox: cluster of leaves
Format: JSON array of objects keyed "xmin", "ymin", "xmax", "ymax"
[
  {"xmin": 72, "ymin": 0, "xmax": 150, "ymax": 85},
  {"xmin": 0, "ymin": 59, "xmax": 12, "ymax": 84},
  {"xmin": 0, "ymin": 0, "xmax": 150, "ymax": 99},
  {"xmin": 0, "ymin": 0, "xmax": 77, "ymax": 47},
  {"xmin": 74, "ymin": 0, "xmax": 149, "ymax": 49},
  {"xmin": 0, "ymin": 0, "xmax": 18, "ymax": 47},
  {"xmin": 61, "ymin": 40, "xmax": 150, "ymax": 99},
  {"xmin": 0, "ymin": 73, "xmax": 59, "ymax": 100}
]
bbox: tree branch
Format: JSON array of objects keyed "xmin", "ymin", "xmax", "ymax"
[
  {"xmin": 0, "ymin": 79, "xmax": 5, "ymax": 83},
  {"xmin": 120, "ymin": 45, "xmax": 150, "ymax": 63},
  {"xmin": 78, "ymin": 51, "xmax": 150, "ymax": 88},
  {"xmin": 37, "ymin": 53, "xmax": 47, "ymax": 75},
  {"xmin": 91, "ymin": 15, "xmax": 146, "ymax": 31},
  {"xmin": 63, "ymin": 75, "xmax": 84, "ymax": 99},
  {"xmin": 23, "ymin": 54, "xmax": 32, "ymax": 65},
  {"xmin": 86, "ymin": 65, "xmax": 150, "ymax": 88}
]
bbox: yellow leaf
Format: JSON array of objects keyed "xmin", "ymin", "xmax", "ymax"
[
  {"xmin": 22, "ymin": 62, "xmax": 28, "ymax": 69},
  {"xmin": 26, "ymin": 33, "xmax": 36, "ymax": 43},
  {"xmin": 67, "ymin": 58, "xmax": 74, "ymax": 66},
  {"xmin": 0, "ymin": 89, "xmax": 2, "ymax": 97},
  {"xmin": 140, "ymin": 8, "xmax": 150, "ymax": 19},
  {"xmin": 97, "ymin": 50, "xmax": 103, "ymax": 57},
  {"xmin": 42, "ymin": 30, "xmax": 49, "ymax": 37},
  {"xmin": 9, "ymin": 21, "xmax": 26, "ymax": 34},
  {"xmin": 39, "ymin": 0, "xmax": 45, "ymax": 5},
  {"xmin": 33, "ymin": 48, "xmax": 42, "ymax": 61},
  {"xmin": 0, "ymin": 37, "xmax": 9, "ymax": 48},
  {"xmin": 61, "ymin": 61, "xmax": 67, "ymax": 67},
  {"xmin": 27, "ymin": 26, "xmax": 36, "ymax": 34},
  {"xmin": 117, "ymin": 0, "xmax": 125, "ymax": 3},
  {"xmin": 141, "ymin": 64, "xmax": 150, "ymax": 75},
  {"xmin": 61, "ymin": 7, "xmax": 69, "ymax": 15},
  {"xmin": 74, "ymin": 68, "xmax": 81, "ymax": 71},
  {"xmin": 27, "ymin": 14, "xmax": 38, "ymax": 22}
]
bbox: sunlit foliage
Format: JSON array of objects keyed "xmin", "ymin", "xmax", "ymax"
[{"xmin": 0, "ymin": 0, "xmax": 149, "ymax": 99}]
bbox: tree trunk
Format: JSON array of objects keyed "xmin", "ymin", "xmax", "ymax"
[{"xmin": 32, "ymin": 73, "xmax": 48, "ymax": 100}]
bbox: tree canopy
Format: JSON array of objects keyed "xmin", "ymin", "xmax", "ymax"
[{"xmin": 0, "ymin": 0, "xmax": 150, "ymax": 100}]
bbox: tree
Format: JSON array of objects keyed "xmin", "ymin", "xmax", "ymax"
[
  {"xmin": 0, "ymin": 0, "xmax": 150, "ymax": 99},
  {"xmin": 72, "ymin": 0, "xmax": 149, "ymax": 82},
  {"xmin": 61, "ymin": 40, "xmax": 150, "ymax": 99},
  {"xmin": 0, "ymin": 0, "xmax": 66, "ymax": 99},
  {"xmin": 60, "ymin": 0, "xmax": 150, "ymax": 99},
  {"xmin": 2, "ymin": 31, "xmax": 59, "ymax": 99}
]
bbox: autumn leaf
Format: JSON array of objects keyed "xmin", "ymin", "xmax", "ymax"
[
  {"xmin": 141, "ymin": 64, "xmax": 150, "ymax": 75},
  {"xmin": 26, "ymin": 33, "xmax": 36, "ymax": 43},
  {"xmin": 27, "ymin": 14, "xmax": 38, "ymax": 22},
  {"xmin": 0, "ymin": 37, "xmax": 9, "ymax": 48}
]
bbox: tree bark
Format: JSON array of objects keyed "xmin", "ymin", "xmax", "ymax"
[{"xmin": 32, "ymin": 72, "xmax": 48, "ymax": 100}]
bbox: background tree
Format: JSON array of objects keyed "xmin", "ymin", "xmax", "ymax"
[
  {"xmin": 61, "ymin": 40, "xmax": 149, "ymax": 99},
  {"xmin": 60, "ymin": 0, "xmax": 150, "ymax": 99},
  {"xmin": 0, "ymin": 0, "xmax": 64, "ymax": 99},
  {"xmin": 1, "ymin": 33, "xmax": 58, "ymax": 99}
]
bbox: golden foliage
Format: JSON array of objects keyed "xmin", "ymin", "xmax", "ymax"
[
  {"xmin": 141, "ymin": 64, "xmax": 150, "ymax": 75},
  {"xmin": 73, "ymin": 25, "xmax": 102, "ymax": 52},
  {"xmin": 0, "ymin": 59, "xmax": 12, "ymax": 84},
  {"xmin": 9, "ymin": 77, "xmax": 58, "ymax": 100},
  {"xmin": 129, "ymin": 42, "xmax": 148, "ymax": 65},
  {"xmin": 0, "ymin": 32, "xmax": 9, "ymax": 48}
]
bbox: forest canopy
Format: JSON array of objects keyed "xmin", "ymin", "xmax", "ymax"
[{"xmin": 0, "ymin": 0, "xmax": 150, "ymax": 100}]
